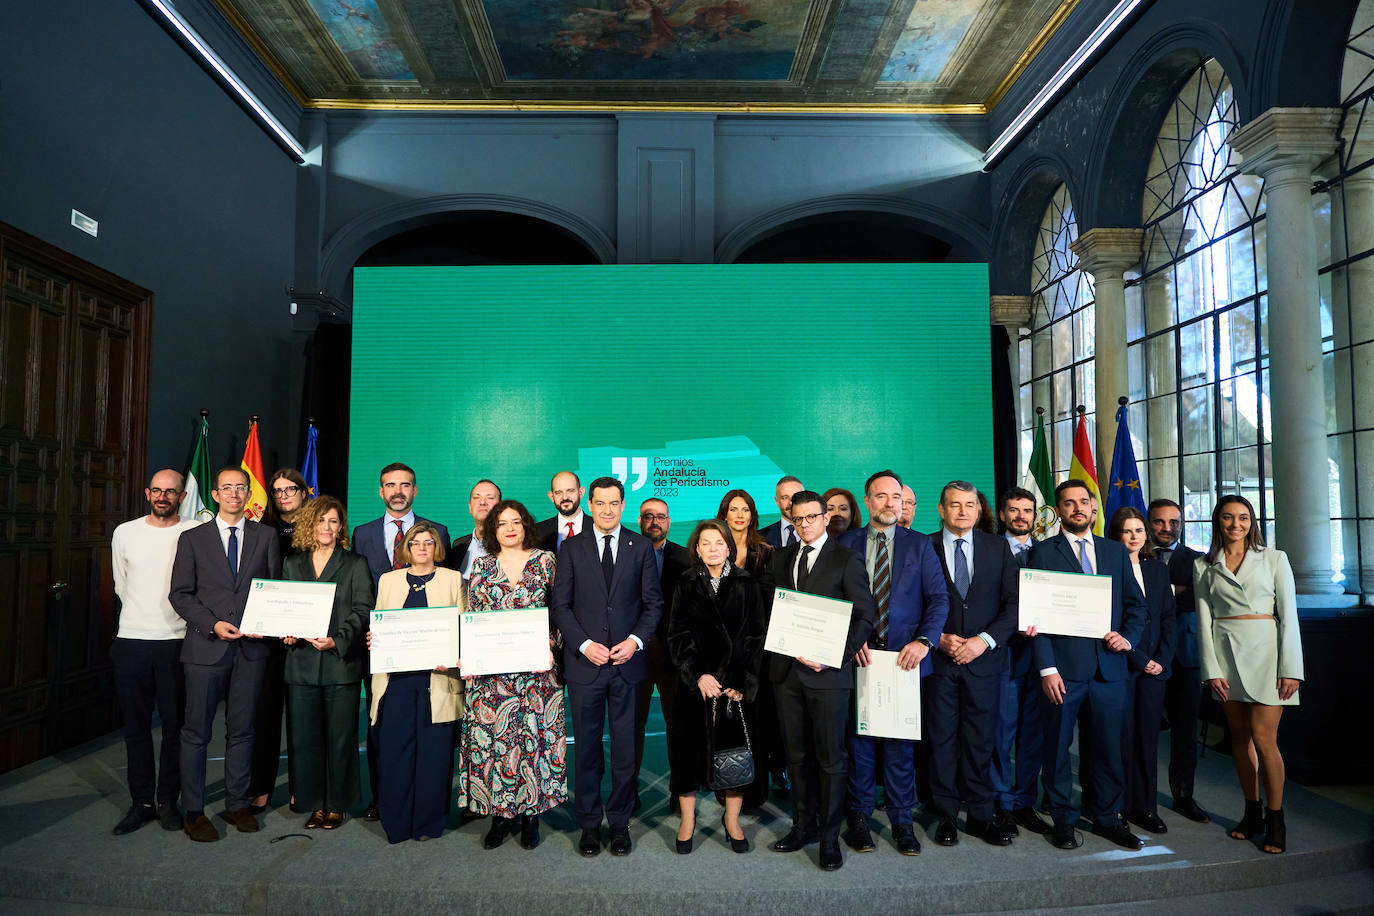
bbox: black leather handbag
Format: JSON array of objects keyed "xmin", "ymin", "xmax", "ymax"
[{"xmin": 708, "ymin": 697, "xmax": 755, "ymax": 791}]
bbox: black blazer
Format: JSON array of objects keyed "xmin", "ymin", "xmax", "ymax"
[
  {"xmin": 550, "ymin": 527, "xmax": 664, "ymax": 685},
  {"xmin": 657, "ymin": 540, "xmax": 691, "ymax": 640},
  {"xmin": 538, "ymin": 513, "xmax": 589, "ymax": 552},
  {"xmin": 281, "ymin": 550, "xmax": 373, "ymax": 685},
  {"xmin": 445, "ymin": 530, "xmax": 480, "ymax": 574},
  {"xmin": 1163, "ymin": 542, "xmax": 1202, "ymax": 668},
  {"xmin": 169, "ymin": 519, "xmax": 281, "ymax": 664},
  {"xmin": 351, "ymin": 515, "xmax": 450, "ymax": 589},
  {"xmin": 767, "ymin": 537, "xmax": 875, "ymax": 689},
  {"xmin": 667, "ymin": 567, "xmax": 766, "ymax": 703},
  {"xmin": 1126, "ymin": 557, "xmax": 1178, "ymax": 679},
  {"xmin": 927, "ymin": 528, "xmax": 1019, "ymax": 678},
  {"xmin": 761, "ymin": 519, "xmax": 796, "ymax": 550}
]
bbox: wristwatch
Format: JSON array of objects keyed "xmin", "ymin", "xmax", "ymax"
[{"xmin": 915, "ymin": 636, "xmax": 935, "ymax": 649}]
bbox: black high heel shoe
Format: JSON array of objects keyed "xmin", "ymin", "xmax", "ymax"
[
  {"xmin": 721, "ymin": 813, "xmax": 749, "ymax": 853},
  {"xmin": 1262, "ymin": 808, "xmax": 1286, "ymax": 854},
  {"xmin": 676, "ymin": 813, "xmax": 695, "ymax": 854},
  {"xmin": 1229, "ymin": 799, "xmax": 1264, "ymax": 840}
]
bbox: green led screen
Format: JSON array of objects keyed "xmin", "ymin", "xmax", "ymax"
[{"xmin": 348, "ymin": 263, "xmax": 992, "ymax": 538}]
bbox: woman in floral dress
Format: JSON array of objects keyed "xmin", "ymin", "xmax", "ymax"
[{"xmin": 457, "ymin": 499, "xmax": 566, "ymax": 850}]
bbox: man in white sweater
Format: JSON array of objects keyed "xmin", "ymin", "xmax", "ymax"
[{"xmin": 110, "ymin": 469, "xmax": 200, "ymax": 835}]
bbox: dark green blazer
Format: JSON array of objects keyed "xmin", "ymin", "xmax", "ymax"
[{"xmin": 281, "ymin": 549, "xmax": 372, "ymax": 686}]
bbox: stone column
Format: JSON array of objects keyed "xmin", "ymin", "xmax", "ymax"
[
  {"xmin": 1231, "ymin": 107, "xmax": 1343, "ymax": 597},
  {"xmin": 1141, "ymin": 219, "xmax": 1193, "ymax": 504},
  {"xmin": 1070, "ymin": 228, "xmax": 1144, "ymax": 476},
  {"xmin": 991, "ymin": 295, "xmax": 1033, "ymax": 439}
]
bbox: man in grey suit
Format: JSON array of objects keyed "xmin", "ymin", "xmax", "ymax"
[{"xmin": 169, "ymin": 466, "xmax": 281, "ymax": 842}]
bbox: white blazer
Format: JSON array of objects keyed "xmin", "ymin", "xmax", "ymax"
[{"xmin": 1193, "ymin": 547, "xmax": 1303, "ymax": 684}]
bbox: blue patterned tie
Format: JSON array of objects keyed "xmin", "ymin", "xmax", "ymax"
[
  {"xmin": 953, "ymin": 538, "xmax": 970, "ymax": 599},
  {"xmin": 1077, "ymin": 538, "xmax": 1094, "ymax": 575},
  {"xmin": 227, "ymin": 526, "xmax": 239, "ymax": 579}
]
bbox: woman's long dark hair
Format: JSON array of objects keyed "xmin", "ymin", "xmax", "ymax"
[
  {"xmin": 715, "ymin": 488, "xmax": 767, "ymax": 548},
  {"xmin": 1206, "ymin": 494, "xmax": 1266, "ymax": 562},
  {"xmin": 1107, "ymin": 506, "xmax": 1155, "ymax": 560}
]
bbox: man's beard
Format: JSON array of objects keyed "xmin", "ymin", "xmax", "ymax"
[
  {"xmin": 150, "ymin": 502, "xmax": 178, "ymax": 519},
  {"xmin": 557, "ymin": 500, "xmax": 580, "ymax": 518}
]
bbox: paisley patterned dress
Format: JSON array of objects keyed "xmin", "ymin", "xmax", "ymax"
[{"xmin": 455, "ymin": 549, "xmax": 568, "ymax": 816}]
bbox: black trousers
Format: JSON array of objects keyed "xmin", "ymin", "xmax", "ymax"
[
  {"xmin": 288, "ymin": 683, "xmax": 361, "ymax": 814},
  {"xmin": 249, "ymin": 639, "xmax": 289, "ymax": 800},
  {"xmin": 111, "ymin": 638, "xmax": 184, "ymax": 807},
  {"xmin": 181, "ymin": 648, "xmax": 266, "ymax": 814},
  {"xmin": 633, "ymin": 636, "xmax": 677, "ymax": 783},
  {"xmin": 923, "ymin": 665, "xmax": 1002, "ymax": 822},
  {"xmin": 1124, "ymin": 673, "xmax": 1168, "ymax": 816},
  {"xmin": 569, "ymin": 667, "xmax": 640, "ymax": 831},
  {"xmin": 1165, "ymin": 664, "xmax": 1203, "ymax": 798},
  {"xmin": 774, "ymin": 666, "xmax": 850, "ymax": 843}
]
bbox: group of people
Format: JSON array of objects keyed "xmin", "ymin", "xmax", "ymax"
[{"xmin": 107, "ymin": 460, "xmax": 1303, "ymax": 867}]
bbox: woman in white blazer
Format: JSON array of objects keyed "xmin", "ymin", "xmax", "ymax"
[
  {"xmin": 1194, "ymin": 495, "xmax": 1302, "ymax": 855},
  {"xmin": 367, "ymin": 521, "xmax": 465, "ymax": 843}
]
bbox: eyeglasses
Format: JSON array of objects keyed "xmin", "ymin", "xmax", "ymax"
[
  {"xmin": 408, "ymin": 539, "xmax": 437, "ymax": 550},
  {"xmin": 217, "ymin": 484, "xmax": 250, "ymax": 494},
  {"xmin": 272, "ymin": 486, "xmax": 300, "ymax": 497},
  {"xmin": 148, "ymin": 487, "xmax": 181, "ymax": 497},
  {"xmin": 640, "ymin": 513, "xmax": 669, "ymax": 522},
  {"xmin": 793, "ymin": 512, "xmax": 826, "ymax": 526}
]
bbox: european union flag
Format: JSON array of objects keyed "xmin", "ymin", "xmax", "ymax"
[
  {"xmin": 302, "ymin": 422, "xmax": 319, "ymax": 500},
  {"xmin": 1105, "ymin": 403, "xmax": 1145, "ymax": 522}
]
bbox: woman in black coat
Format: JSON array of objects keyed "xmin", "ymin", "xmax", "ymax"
[{"xmin": 667, "ymin": 519, "xmax": 766, "ymax": 855}]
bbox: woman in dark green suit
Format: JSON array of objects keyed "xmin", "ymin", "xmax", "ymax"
[{"xmin": 281, "ymin": 494, "xmax": 372, "ymax": 829}]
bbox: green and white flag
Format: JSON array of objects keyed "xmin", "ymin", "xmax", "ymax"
[
  {"xmin": 1025, "ymin": 412, "xmax": 1057, "ymax": 537},
  {"xmin": 180, "ymin": 414, "xmax": 217, "ymax": 522}
]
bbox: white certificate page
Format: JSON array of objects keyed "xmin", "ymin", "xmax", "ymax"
[
  {"xmin": 459, "ymin": 606, "xmax": 551, "ymax": 677},
  {"xmin": 764, "ymin": 588, "xmax": 852, "ymax": 670},
  {"xmin": 370, "ymin": 606, "xmax": 461, "ymax": 674},
  {"xmin": 239, "ymin": 578, "xmax": 336, "ymax": 639},
  {"xmin": 855, "ymin": 649, "xmax": 921, "ymax": 740},
  {"xmin": 1017, "ymin": 568, "xmax": 1112, "ymax": 638}
]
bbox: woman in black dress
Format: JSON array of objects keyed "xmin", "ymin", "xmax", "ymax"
[{"xmin": 667, "ymin": 519, "xmax": 766, "ymax": 854}]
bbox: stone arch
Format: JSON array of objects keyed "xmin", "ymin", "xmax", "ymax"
[
  {"xmin": 1252, "ymin": 0, "xmax": 1356, "ymax": 111},
  {"xmin": 989, "ymin": 152, "xmax": 1080, "ymax": 296}
]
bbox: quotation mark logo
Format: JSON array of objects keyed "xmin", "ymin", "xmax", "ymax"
[{"xmin": 611, "ymin": 456, "xmax": 649, "ymax": 492}]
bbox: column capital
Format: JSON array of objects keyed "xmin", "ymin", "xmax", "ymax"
[
  {"xmin": 1144, "ymin": 215, "xmax": 1195, "ymax": 273},
  {"xmin": 1230, "ymin": 107, "xmax": 1341, "ymax": 187},
  {"xmin": 989, "ymin": 294, "xmax": 1033, "ymax": 329},
  {"xmin": 1070, "ymin": 227, "xmax": 1143, "ymax": 276}
]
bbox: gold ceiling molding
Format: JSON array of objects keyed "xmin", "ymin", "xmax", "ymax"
[
  {"xmin": 304, "ymin": 98, "xmax": 990, "ymax": 114},
  {"xmin": 986, "ymin": 0, "xmax": 1081, "ymax": 110}
]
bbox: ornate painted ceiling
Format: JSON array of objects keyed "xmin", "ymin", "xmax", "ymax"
[{"xmin": 213, "ymin": 0, "xmax": 1077, "ymax": 111}]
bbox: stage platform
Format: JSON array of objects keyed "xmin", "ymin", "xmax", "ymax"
[{"xmin": 1, "ymin": 713, "xmax": 1370, "ymax": 915}]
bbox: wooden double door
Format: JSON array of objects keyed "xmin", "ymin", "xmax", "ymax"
[{"xmin": 0, "ymin": 222, "xmax": 151, "ymax": 772}]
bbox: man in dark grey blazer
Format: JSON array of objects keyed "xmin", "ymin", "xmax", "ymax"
[{"xmin": 169, "ymin": 466, "xmax": 280, "ymax": 842}]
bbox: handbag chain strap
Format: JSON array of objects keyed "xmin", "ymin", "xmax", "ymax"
[{"xmin": 710, "ymin": 696, "xmax": 752, "ymax": 754}]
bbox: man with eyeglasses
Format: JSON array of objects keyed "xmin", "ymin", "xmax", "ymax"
[
  {"xmin": 169, "ymin": 466, "xmax": 282, "ymax": 842},
  {"xmin": 448, "ymin": 479, "xmax": 501, "ymax": 579},
  {"xmin": 768, "ymin": 490, "xmax": 875, "ymax": 871},
  {"xmin": 109, "ymin": 469, "xmax": 200, "ymax": 836},
  {"xmin": 899, "ymin": 485, "xmax": 917, "ymax": 529},
  {"xmin": 762, "ymin": 475, "xmax": 804, "ymax": 548}
]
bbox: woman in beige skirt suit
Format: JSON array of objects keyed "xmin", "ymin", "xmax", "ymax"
[{"xmin": 1194, "ymin": 495, "xmax": 1302, "ymax": 855}]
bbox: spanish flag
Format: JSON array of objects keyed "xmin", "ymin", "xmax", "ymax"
[
  {"xmin": 240, "ymin": 417, "xmax": 269, "ymax": 522},
  {"xmin": 1069, "ymin": 410, "xmax": 1104, "ymax": 535}
]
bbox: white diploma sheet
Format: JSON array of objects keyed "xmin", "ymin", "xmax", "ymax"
[
  {"xmin": 369, "ymin": 606, "xmax": 461, "ymax": 674},
  {"xmin": 459, "ymin": 606, "xmax": 551, "ymax": 677},
  {"xmin": 855, "ymin": 649, "xmax": 921, "ymax": 740},
  {"xmin": 764, "ymin": 588, "xmax": 852, "ymax": 670},
  {"xmin": 1017, "ymin": 568, "xmax": 1113, "ymax": 638},
  {"xmin": 239, "ymin": 578, "xmax": 336, "ymax": 639}
]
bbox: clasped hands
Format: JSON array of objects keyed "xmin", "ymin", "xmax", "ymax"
[
  {"xmin": 853, "ymin": 641, "xmax": 929, "ymax": 671},
  {"xmin": 697, "ymin": 674, "xmax": 742, "ymax": 702},
  {"xmin": 938, "ymin": 633, "xmax": 988, "ymax": 665},
  {"xmin": 583, "ymin": 638, "xmax": 638, "ymax": 666}
]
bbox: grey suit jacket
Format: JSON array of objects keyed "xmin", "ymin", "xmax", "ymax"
[{"xmin": 169, "ymin": 519, "xmax": 281, "ymax": 664}]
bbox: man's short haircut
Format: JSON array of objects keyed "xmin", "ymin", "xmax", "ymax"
[
  {"xmin": 379, "ymin": 462, "xmax": 416, "ymax": 485},
  {"xmin": 1147, "ymin": 497, "xmax": 1181, "ymax": 514},
  {"xmin": 864, "ymin": 469, "xmax": 903, "ymax": 495},
  {"xmin": 1055, "ymin": 478, "xmax": 1094, "ymax": 502},
  {"xmin": 471, "ymin": 478, "xmax": 502, "ymax": 499},
  {"xmin": 588, "ymin": 476, "xmax": 625, "ymax": 501},
  {"xmin": 998, "ymin": 486, "xmax": 1036, "ymax": 512},
  {"xmin": 639, "ymin": 497, "xmax": 668, "ymax": 513},
  {"xmin": 789, "ymin": 489, "xmax": 824, "ymax": 512},
  {"xmin": 215, "ymin": 465, "xmax": 249, "ymax": 487},
  {"xmin": 775, "ymin": 475, "xmax": 803, "ymax": 488},
  {"xmin": 939, "ymin": 480, "xmax": 977, "ymax": 504},
  {"xmin": 550, "ymin": 470, "xmax": 581, "ymax": 490}
]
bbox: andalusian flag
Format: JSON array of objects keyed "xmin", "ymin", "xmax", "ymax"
[
  {"xmin": 1024, "ymin": 411, "xmax": 1057, "ymax": 537},
  {"xmin": 180, "ymin": 413, "xmax": 216, "ymax": 522},
  {"xmin": 240, "ymin": 418, "xmax": 269, "ymax": 521},
  {"xmin": 1070, "ymin": 410, "xmax": 1104, "ymax": 535},
  {"xmin": 302, "ymin": 421, "xmax": 319, "ymax": 499},
  {"xmin": 1105, "ymin": 403, "xmax": 1146, "ymax": 522}
]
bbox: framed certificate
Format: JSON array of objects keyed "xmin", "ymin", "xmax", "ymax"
[
  {"xmin": 1018, "ymin": 568, "xmax": 1113, "ymax": 638},
  {"xmin": 459, "ymin": 606, "xmax": 551, "ymax": 677},
  {"xmin": 764, "ymin": 588, "xmax": 852, "ymax": 670},
  {"xmin": 855, "ymin": 649, "xmax": 921, "ymax": 740},
  {"xmin": 370, "ymin": 606, "xmax": 461, "ymax": 674},
  {"xmin": 239, "ymin": 578, "xmax": 336, "ymax": 639}
]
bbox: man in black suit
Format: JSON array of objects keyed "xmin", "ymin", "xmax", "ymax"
[
  {"xmin": 1148, "ymin": 497, "xmax": 1210, "ymax": 823},
  {"xmin": 633, "ymin": 497, "xmax": 690, "ymax": 799},
  {"xmin": 925, "ymin": 481, "xmax": 1020, "ymax": 846},
  {"xmin": 551, "ymin": 476, "xmax": 663, "ymax": 858},
  {"xmin": 761, "ymin": 475, "xmax": 803, "ymax": 549},
  {"xmin": 449, "ymin": 479, "xmax": 500, "ymax": 579},
  {"xmin": 538, "ymin": 470, "xmax": 589, "ymax": 552},
  {"xmin": 768, "ymin": 490, "xmax": 875, "ymax": 871},
  {"xmin": 168, "ymin": 466, "xmax": 281, "ymax": 842},
  {"xmin": 1029, "ymin": 479, "xmax": 1147, "ymax": 851}
]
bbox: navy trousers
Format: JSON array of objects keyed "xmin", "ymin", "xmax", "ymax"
[
  {"xmin": 846, "ymin": 731, "xmax": 915, "ymax": 825},
  {"xmin": 377, "ymin": 673, "xmax": 454, "ymax": 843},
  {"xmin": 924, "ymin": 665, "xmax": 1002, "ymax": 822},
  {"xmin": 569, "ymin": 666, "xmax": 639, "ymax": 831},
  {"xmin": 181, "ymin": 647, "xmax": 265, "ymax": 814},
  {"xmin": 1040, "ymin": 675, "xmax": 1128, "ymax": 827},
  {"xmin": 1165, "ymin": 664, "xmax": 1203, "ymax": 799},
  {"xmin": 991, "ymin": 659, "xmax": 1043, "ymax": 811},
  {"xmin": 1123, "ymin": 673, "xmax": 1168, "ymax": 816},
  {"xmin": 111, "ymin": 638, "xmax": 184, "ymax": 807}
]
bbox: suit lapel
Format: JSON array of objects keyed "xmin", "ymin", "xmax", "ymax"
[
  {"xmin": 1053, "ymin": 533, "xmax": 1081, "ymax": 571},
  {"xmin": 928, "ymin": 531, "xmax": 955, "ymax": 590},
  {"xmin": 609, "ymin": 529, "xmax": 637, "ymax": 595},
  {"xmin": 778, "ymin": 542, "xmax": 799, "ymax": 589}
]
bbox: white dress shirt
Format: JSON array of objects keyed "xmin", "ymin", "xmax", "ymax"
[
  {"xmin": 793, "ymin": 531, "xmax": 828, "ymax": 585},
  {"xmin": 556, "ymin": 511, "xmax": 586, "ymax": 548}
]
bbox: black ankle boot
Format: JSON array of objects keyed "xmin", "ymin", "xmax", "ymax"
[
  {"xmin": 1262, "ymin": 807, "xmax": 1286, "ymax": 854},
  {"xmin": 483, "ymin": 816, "xmax": 514, "ymax": 849},
  {"xmin": 519, "ymin": 814, "xmax": 541, "ymax": 850},
  {"xmin": 1230, "ymin": 799, "xmax": 1263, "ymax": 839}
]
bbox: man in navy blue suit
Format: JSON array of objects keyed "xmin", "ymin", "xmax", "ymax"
[
  {"xmin": 551, "ymin": 476, "xmax": 663, "ymax": 858},
  {"xmin": 1028, "ymin": 479, "xmax": 1147, "ymax": 850},
  {"xmin": 840, "ymin": 471, "xmax": 948, "ymax": 857},
  {"xmin": 761, "ymin": 475, "xmax": 803, "ymax": 549},
  {"xmin": 925, "ymin": 481, "xmax": 1020, "ymax": 847}
]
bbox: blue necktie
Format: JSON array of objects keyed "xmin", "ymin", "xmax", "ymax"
[
  {"xmin": 953, "ymin": 537, "xmax": 970, "ymax": 599},
  {"xmin": 1077, "ymin": 538, "xmax": 1094, "ymax": 575},
  {"xmin": 227, "ymin": 526, "xmax": 239, "ymax": 579}
]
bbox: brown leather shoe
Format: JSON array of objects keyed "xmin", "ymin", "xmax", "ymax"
[
  {"xmin": 321, "ymin": 811, "xmax": 345, "ymax": 830},
  {"xmin": 305, "ymin": 810, "xmax": 326, "ymax": 829},
  {"xmin": 183, "ymin": 814, "xmax": 219, "ymax": 843},
  {"xmin": 223, "ymin": 808, "xmax": 260, "ymax": 833}
]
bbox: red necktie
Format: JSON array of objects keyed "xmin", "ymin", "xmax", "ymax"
[
  {"xmin": 566, "ymin": 521, "xmax": 574, "ymax": 539},
  {"xmin": 392, "ymin": 520, "xmax": 405, "ymax": 570}
]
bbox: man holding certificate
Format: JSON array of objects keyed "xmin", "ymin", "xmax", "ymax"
[
  {"xmin": 1028, "ymin": 479, "xmax": 1147, "ymax": 851},
  {"xmin": 767, "ymin": 490, "xmax": 874, "ymax": 872}
]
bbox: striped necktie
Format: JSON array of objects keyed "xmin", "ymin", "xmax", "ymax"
[{"xmin": 873, "ymin": 531, "xmax": 891, "ymax": 648}]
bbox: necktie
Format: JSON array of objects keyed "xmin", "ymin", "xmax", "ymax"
[
  {"xmin": 227, "ymin": 526, "xmax": 239, "ymax": 579},
  {"xmin": 1077, "ymin": 538, "xmax": 1094, "ymax": 575},
  {"xmin": 392, "ymin": 520, "xmax": 405, "ymax": 570},
  {"xmin": 566, "ymin": 521, "xmax": 575, "ymax": 541},
  {"xmin": 1015, "ymin": 543, "xmax": 1030, "ymax": 567},
  {"xmin": 872, "ymin": 532, "xmax": 891, "ymax": 647},
  {"xmin": 953, "ymin": 537, "xmax": 970, "ymax": 599},
  {"xmin": 796, "ymin": 544, "xmax": 814, "ymax": 591},
  {"xmin": 785, "ymin": 525, "xmax": 797, "ymax": 548},
  {"xmin": 601, "ymin": 534, "xmax": 615, "ymax": 590}
]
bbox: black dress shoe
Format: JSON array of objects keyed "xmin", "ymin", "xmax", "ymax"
[
  {"xmin": 934, "ymin": 818, "xmax": 959, "ymax": 846},
  {"xmin": 608, "ymin": 829, "xmax": 632, "ymax": 856},
  {"xmin": 770, "ymin": 825, "xmax": 819, "ymax": 852},
  {"xmin": 721, "ymin": 814, "xmax": 749, "ymax": 853},
  {"xmin": 1013, "ymin": 805, "xmax": 1052, "ymax": 835},
  {"xmin": 967, "ymin": 816, "xmax": 1014, "ymax": 846},
  {"xmin": 1092, "ymin": 819, "xmax": 1144, "ymax": 850},
  {"xmin": 363, "ymin": 802, "xmax": 381, "ymax": 822},
  {"xmin": 113, "ymin": 804, "xmax": 156, "ymax": 835},
  {"xmin": 891, "ymin": 824, "xmax": 922, "ymax": 856},
  {"xmin": 818, "ymin": 841, "xmax": 843, "ymax": 871},
  {"xmin": 1127, "ymin": 810, "xmax": 1168, "ymax": 834},
  {"xmin": 519, "ymin": 814, "xmax": 541, "ymax": 850},
  {"xmin": 1050, "ymin": 821, "xmax": 1078, "ymax": 849},
  {"xmin": 842, "ymin": 817, "xmax": 876, "ymax": 852},
  {"xmin": 157, "ymin": 803, "xmax": 183, "ymax": 832},
  {"xmin": 1172, "ymin": 796, "xmax": 1210, "ymax": 823},
  {"xmin": 578, "ymin": 829, "xmax": 601, "ymax": 857},
  {"xmin": 995, "ymin": 808, "xmax": 1019, "ymax": 837},
  {"xmin": 483, "ymin": 816, "xmax": 515, "ymax": 849}
]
